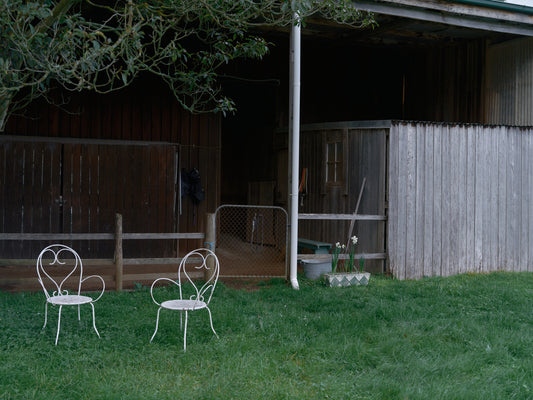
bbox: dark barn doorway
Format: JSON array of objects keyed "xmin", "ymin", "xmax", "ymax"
[{"xmin": 1, "ymin": 137, "xmax": 178, "ymax": 259}]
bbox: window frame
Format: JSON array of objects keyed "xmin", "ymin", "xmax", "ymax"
[{"xmin": 322, "ymin": 129, "xmax": 348, "ymax": 194}]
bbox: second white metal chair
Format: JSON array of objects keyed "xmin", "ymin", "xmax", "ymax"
[{"xmin": 150, "ymin": 248, "xmax": 220, "ymax": 351}]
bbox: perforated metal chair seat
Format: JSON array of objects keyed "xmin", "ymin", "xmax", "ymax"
[
  {"xmin": 47, "ymin": 295, "xmax": 93, "ymax": 306},
  {"xmin": 161, "ymin": 299, "xmax": 207, "ymax": 311}
]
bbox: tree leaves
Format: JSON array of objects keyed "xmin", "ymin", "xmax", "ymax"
[{"xmin": 0, "ymin": 0, "xmax": 375, "ymax": 131}]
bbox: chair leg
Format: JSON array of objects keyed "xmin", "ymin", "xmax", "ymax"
[
  {"xmin": 78, "ymin": 305, "xmax": 81, "ymax": 321},
  {"xmin": 43, "ymin": 302, "xmax": 48, "ymax": 329},
  {"xmin": 183, "ymin": 311, "xmax": 188, "ymax": 351},
  {"xmin": 206, "ymin": 307, "xmax": 219, "ymax": 339},
  {"xmin": 90, "ymin": 303, "xmax": 100, "ymax": 339},
  {"xmin": 150, "ymin": 307, "xmax": 162, "ymax": 343},
  {"xmin": 55, "ymin": 305, "xmax": 63, "ymax": 345}
]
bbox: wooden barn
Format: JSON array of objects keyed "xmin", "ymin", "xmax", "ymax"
[
  {"xmin": 4, "ymin": 0, "xmax": 533, "ymax": 289},
  {"xmin": 1, "ymin": 77, "xmax": 221, "ymax": 290},
  {"xmin": 253, "ymin": 0, "xmax": 533, "ymax": 280},
  {"xmin": 283, "ymin": 120, "xmax": 533, "ymax": 279}
]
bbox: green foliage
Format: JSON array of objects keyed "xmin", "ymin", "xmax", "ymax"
[
  {"xmin": 2, "ymin": 272, "xmax": 533, "ymax": 399},
  {"xmin": 0, "ymin": 0, "xmax": 375, "ymax": 130},
  {"xmin": 358, "ymin": 255, "xmax": 365, "ymax": 272},
  {"xmin": 132, "ymin": 281, "xmax": 148, "ymax": 291}
]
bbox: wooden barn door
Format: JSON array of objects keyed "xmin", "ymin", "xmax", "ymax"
[
  {"xmin": 1, "ymin": 137, "xmax": 178, "ymax": 259},
  {"xmin": 0, "ymin": 139, "xmax": 62, "ymax": 259}
]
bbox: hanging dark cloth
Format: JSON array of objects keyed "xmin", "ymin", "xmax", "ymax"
[
  {"xmin": 181, "ymin": 168, "xmax": 205, "ymax": 224},
  {"xmin": 181, "ymin": 168, "xmax": 205, "ymax": 204}
]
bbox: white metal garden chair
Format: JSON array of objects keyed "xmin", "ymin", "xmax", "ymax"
[
  {"xmin": 36, "ymin": 244, "xmax": 105, "ymax": 345},
  {"xmin": 150, "ymin": 248, "xmax": 220, "ymax": 351}
]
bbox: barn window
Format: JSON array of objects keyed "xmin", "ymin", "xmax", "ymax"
[
  {"xmin": 324, "ymin": 130, "xmax": 347, "ymax": 191},
  {"xmin": 326, "ymin": 141, "xmax": 344, "ymax": 183}
]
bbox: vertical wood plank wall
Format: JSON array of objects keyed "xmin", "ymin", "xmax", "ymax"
[
  {"xmin": 0, "ymin": 140, "xmax": 61, "ymax": 258},
  {"xmin": 0, "ymin": 138, "xmax": 178, "ymax": 259},
  {"xmin": 2, "ymin": 78, "xmax": 221, "ymax": 257},
  {"xmin": 388, "ymin": 121, "xmax": 533, "ymax": 279},
  {"xmin": 485, "ymin": 37, "xmax": 533, "ymax": 126},
  {"xmin": 297, "ymin": 122, "xmax": 387, "ymax": 272}
]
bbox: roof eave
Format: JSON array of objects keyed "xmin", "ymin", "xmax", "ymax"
[{"xmin": 352, "ymin": 0, "xmax": 533, "ymax": 36}]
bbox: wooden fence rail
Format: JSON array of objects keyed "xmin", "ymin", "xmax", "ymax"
[
  {"xmin": 297, "ymin": 213, "xmax": 387, "ymax": 262},
  {"xmin": 0, "ymin": 213, "xmax": 206, "ymax": 292},
  {"xmin": 298, "ymin": 214, "xmax": 386, "ymax": 221},
  {"xmin": 0, "ymin": 233, "xmax": 205, "ymax": 240}
]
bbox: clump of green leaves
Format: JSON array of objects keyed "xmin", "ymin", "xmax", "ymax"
[{"xmin": 0, "ymin": 0, "xmax": 375, "ymax": 130}]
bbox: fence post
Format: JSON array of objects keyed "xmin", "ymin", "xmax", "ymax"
[
  {"xmin": 205, "ymin": 213, "xmax": 216, "ymax": 281},
  {"xmin": 115, "ymin": 213, "xmax": 123, "ymax": 292}
]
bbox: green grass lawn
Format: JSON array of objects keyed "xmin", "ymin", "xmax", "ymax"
[{"xmin": 2, "ymin": 272, "xmax": 533, "ymax": 400}]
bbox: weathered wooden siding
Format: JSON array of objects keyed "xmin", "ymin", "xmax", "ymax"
[
  {"xmin": 0, "ymin": 137, "xmax": 177, "ymax": 259},
  {"xmin": 295, "ymin": 39, "xmax": 486, "ymax": 126},
  {"xmin": 406, "ymin": 41, "xmax": 485, "ymax": 124},
  {"xmin": 0, "ymin": 140, "xmax": 61, "ymax": 257},
  {"xmin": 485, "ymin": 37, "xmax": 533, "ymax": 126},
  {"xmin": 388, "ymin": 121, "xmax": 533, "ymax": 279},
  {"xmin": 296, "ymin": 122, "xmax": 387, "ymax": 272},
  {"xmin": 3, "ymin": 77, "xmax": 221, "ymax": 257}
]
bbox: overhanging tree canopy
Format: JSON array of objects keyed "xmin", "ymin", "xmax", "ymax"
[{"xmin": 0, "ymin": 0, "xmax": 375, "ymax": 131}]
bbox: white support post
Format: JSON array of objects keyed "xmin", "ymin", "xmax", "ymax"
[{"xmin": 289, "ymin": 14, "xmax": 301, "ymax": 290}]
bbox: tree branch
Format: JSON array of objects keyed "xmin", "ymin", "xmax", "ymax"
[{"xmin": 37, "ymin": 0, "xmax": 81, "ymax": 33}]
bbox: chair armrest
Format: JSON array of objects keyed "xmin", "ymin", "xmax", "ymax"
[
  {"xmin": 150, "ymin": 278, "xmax": 180, "ymax": 306},
  {"xmin": 81, "ymin": 275, "xmax": 106, "ymax": 302}
]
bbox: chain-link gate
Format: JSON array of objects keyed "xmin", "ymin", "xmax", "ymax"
[{"xmin": 214, "ymin": 205, "xmax": 288, "ymax": 278}]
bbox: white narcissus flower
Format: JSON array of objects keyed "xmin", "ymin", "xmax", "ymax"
[
  {"xmin": 336, "ymin": 242, "xmax": 341, "ymax": 249},
  {"xmin": 351, "ymin": 236, "xmax": 358, "ymax": 245}
]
